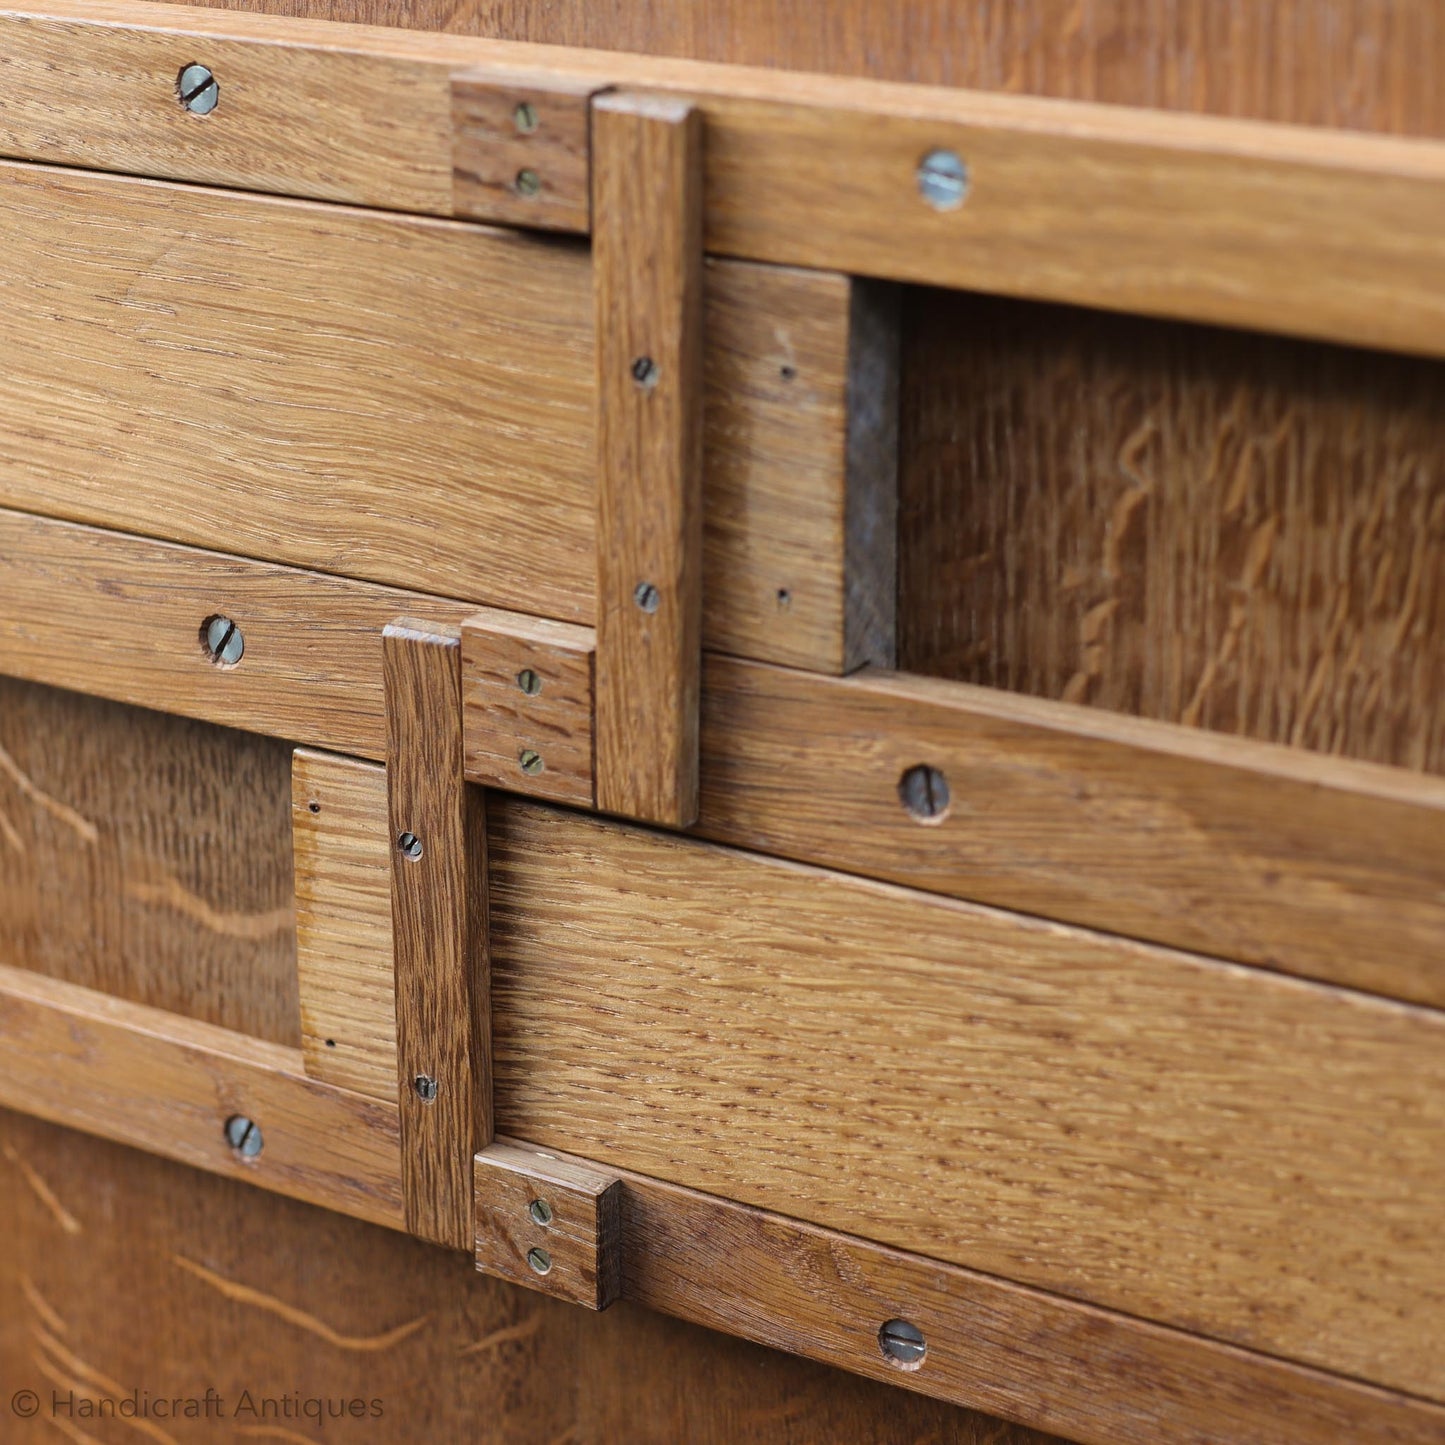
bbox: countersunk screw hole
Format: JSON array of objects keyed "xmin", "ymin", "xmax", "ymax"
[
  {"xmin": 776, "ymin": 588, "xmax": 792, "ymax": 609},
  {"xmin": 519, "ymin": 749, "xmax": 545, "ymax": 776},
  {"xmin": 898, "ymin": 765, "xmax": 950, "ymax": 823},
  {"xmin": 878, "ymin": 1319, "xmax": 926, "ymax": 1369},
  {"xmin": 528, "ymin": 1198, "xmax": 553, "ymax": 1226},
  {"xmin": 200, "ymin": 614, "xmax": 244, "ymax": 668},
  {"xmin": 517, "ymin": 668, "xmax": 543, "ymax": 696},
  {"xmin": 397, "ymin": 831, "xmax": 423, "ymax": 861},
  {"xmin": 513, "ymin": 101, "xmax": 538, "ymax": 133},
  {"xmin": 515, "ymin": 168, "xmax": 541, "ymax": 197},
  {"xmin": 527, "ymin": 1247, "xmax": 553, "ymax": 1275},
  {"xmin": 223, "ymin": 1114, "xmax": 263, "ymax": 1158},
  {"xmin": 308, "ymin": 800, "xmax": 321, "ymax": 814},
  {"xmin": 414, "ymin": 1074, "xmax": 438, "ymax": 1103},
  {"xmin": 631, "ymin": 356, "xmax": 660, "ymax": 389},
  {"xmin": 780, "ymin": 364, "xmax": 797, "ymax": 381},
  {"xmin": 634, "ymin": 581, "xmax": 661, "ymax": 613},
  {"xmin": 324, "ymin": 1039, "xmax": 336, "ymax": 1048}
]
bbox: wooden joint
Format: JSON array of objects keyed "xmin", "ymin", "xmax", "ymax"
[
  {"xmin": 460, "ymin": 608, "xmax": 596, "ymax": 808},
  {"xmin": 383, "ymin": 617, "xmax": 492, "ymax": 1250},
  {"xmin": 451, "ymin": 68, "xmax": 600, "ymax": 231},
  {"xmin": 592, "ymin": 91, "xmax": 705, "ymax": 827},
  {"xmin": 474, "ymin": 1142, "xmax": 622, "ymax": 1309}
]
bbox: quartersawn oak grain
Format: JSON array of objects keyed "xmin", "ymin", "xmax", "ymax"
[
  {"xmin": 592, "ymin": 94, "xmax": 704, "ymax": 826},
  {"xmin": 292, "ymin": 748, "xmax": 398, "ymax": 1100},
  {"xmin": 697, "ymin": 657, "xmax": 1445, "ymax": 1008},
  {"xmin": 487, "ymin": 801, "xmax": 1445, "ymax": 1397},
  {"xmin": 384, "ymin": 621, "xmax": 492, "ymax": 1251},
  {"xmin": 0, "ymin": 162, "xmax": 891, "ymax": 672}
]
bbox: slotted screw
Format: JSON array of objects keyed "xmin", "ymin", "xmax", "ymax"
[
  {"xmin": 916, "ymin": 149, "xmax": 968, "ymax": 210},
  {"xmin": 224, "ymin": 1114, "xmax": 263, "ymax": 1158},
  {"xmin": 414, "ymin": 1074, "xmax": 438, "ymax": 1103},
  {"xmin": 397, "ymin": 831, "xmax": 423, "ymax": 861},
  {"xmin": 178, "ymin": 63, "xmax": 220, "ymax": 115},
  {"xmin": 898, "ymin": 764, "xmax": 950, "ymax": 822},
  {"xmin": 519, "ymin": 750, "xmax": 544, "ymax": 776},
  {"xmin": 633, "ymin": 581, "xmax": 661, "ymax": 613},
  {"xmin": 201, "ymin": 615, "xmax": 244, "ymax": 667},
  {"xmin": 878, "ymin": 1318, "xmax": 927, "ymax": 1367}
]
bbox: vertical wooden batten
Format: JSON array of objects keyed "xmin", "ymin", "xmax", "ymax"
[
  {"xmin": 383, "ymin": 619, "xmax": 493, "ymax": 1250},
  {"xmin": 592, "ymin": 92, "xmax": 705, "ymax": 827}
]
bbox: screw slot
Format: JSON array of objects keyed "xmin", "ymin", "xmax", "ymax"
[
  {"xmin": 513, "ymin": 101, "xmax": 539, "ymax": 134},
  {"xmin": 515, "ymin": 168, "xmax": 542, "ymax": 197},
  {"xmin": 397, "ymin": 831, "xmax": 423, "ymax": 861},
  {"xmin": 526, "ymin": 1247, "xmax": 552, "ymax": 1275},
  {"xmin": 878, "ymin": 1319, "xmax": 926, "ymax": 1369},
  {"xmin": 516, "ymin": 668, "xmax": 542, "ymax": 696},
  {"xmin": 631, "ymin": 356, "xmax": 660, "ymax": 389},
  {"xmin": 917, "ymin": 149, "xmax": 968, "ymax": 210},
  {"xmin": 528, "ymin": 1198, "xmax": 553, "ymax": 1226},
  {"xmin": 223, "ymin": 1114, "xmax": 263, "ymax": 1158},
  {"xmin": 177, "ymin": 63, "xmax": 220, "ymax": 115},
  {"xmin": 519, "ymin": 749, "xmax": 545, "ymax": 776},
  {"xmin": 413, "ymin": 1074, "xmax": 438, "ymax": 1103},
  {"xmin": 633, "ymin": 581, "xmax": 661, "ymax": 614},
  {"xmin": 897, "ymin": 764, "xmax": 950, "ymax": 824},
  {"xmin": 200, "ymin": 614, "xmax": 244, "ymax": 668}
]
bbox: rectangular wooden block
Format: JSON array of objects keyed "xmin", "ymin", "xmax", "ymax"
[
  {"xmin": 461, "ymin": 609, "xmax": 596, "ymax": 807},
  {"xmin": 452, "ymin": 68, "xmax": 596, "ymax": 230},
  {"xmin": 0, "ymin": 159, "xmax": 891, "ymax": 673},
  {"xmin": 486, "ymin": 800, "xmax": 1445, "ymax": 1398},
  {"xmin": 592, "ymin": 93, "xmax": 704, "ymax": 826},
  {"xmin": 474, "ymin": 1142, "xmax": 622, "ymax": 1309},
  {"xmin": 384, "ymin": 620, "xmax": 492, "ymax": 1250},
  {"xmin": 292, "ymin": 748, "xmax": 398, "ymax": 1101}
]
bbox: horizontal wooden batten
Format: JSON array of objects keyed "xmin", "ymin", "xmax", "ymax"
[
  {"xmin": 0, "ymin": 954, "xmax": 1431, "ymax": 1443},
  {"xmin": 0, "ymin": 161, "xmax": 892, "ymax": 673},
  {"xmin": 488, "ymin": 802, "xmax": 1445, "ymax": 1397},
  {"xmin": 2, "ymin": 1, "xmax": 1444, "ymax": 358},
  {"xmin": 0, "ymin": 963, "xmax": 403, "ymax": 1228},
  {"xmin": 697, "ymin": 659, "xmax": 1445, "ymax": 1009}
]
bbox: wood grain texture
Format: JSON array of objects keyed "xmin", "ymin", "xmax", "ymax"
[
  {"xmin": 384, "ymin": 621, "xmax": 491, "ymax": 1250},
  {"xmin": 451, "ymin": 68, "xmax": 597, "ymax": 229},
  {"xmin": 292, "ymin": 748, "xmax": 397, "ymax": 1100},
  {"xmin": 0, "ymin": 508, "xmax": 476, "ymax": 760},
  {"xmin": 5, "ymin": 6, "xmax": 1445, "ymax": 355},
  {"xmin": 0, "ymin": 965, "xmax": 403, "ymax": 1227},
  {"xmin": 696, "ymin": 658, "xmax": 1445, "ymax": 1008},
  {"xmin": 593, "ymin": 94, "xmax": 704, "ymax": 826},
  {"xmin": 0, "ymin": 1112, "xmax": 1050, "ymax": 1445},
  {"xmin": 898, "ymin": 289, "xmax": 1445, "ymax": 775},
  {"xmin": 0, "ymin": 161, "xmax": 880, "ymax": 670},
  {"xmin": 487, "ymin": 801, "xmax": 1445, "ymax": 1396},
  {"xmin": 475, "ymin": 1142, "xmax": 622, "ymax": 1310},
  {"xmin": 461, "ymin": 608, "xmax": 596, "ymax": 807},
  {"xmin": 0, "ymin": 675, "xmax": 299, "ymax": 1044}
]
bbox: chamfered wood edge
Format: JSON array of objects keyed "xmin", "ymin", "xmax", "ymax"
[
  {"xmin": 0, "ymin": 960, "xmax": 1435, "ymax": 1442},
  {"xmin": 3, "ymin": 0, "xmax": 1445, "ymax": 356}
]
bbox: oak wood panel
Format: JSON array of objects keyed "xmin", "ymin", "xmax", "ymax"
[
  {"xmin": 292, "ymin": 747, "xmax": 397, "ymax": 1099},
  {"xmin": 696, "ymin": 658, "xmax": 1445, "ymax": 1008},
  {"xmin": 487, "ymin": 801, "xmax": 1445, "ymax": 1396},
  {"xmin": 0, "ymin": 964, "xmax": 403, "ymax": 1227},
  {"xmin": 0, "ymin": 1112, "xmax": 1048, "ymax": 1445},
  {"xmin": 384, "ymin": 621, "xmax": 492, "ymax": 1250},
  {"xmin": 898, "ymin": 289, "xmax": 1445, "ymax": 775},
  {"xmin": 0, "ymin": 159, "xmax": 885, "ymax": 670},
  {"xmin": 593, "ymin": 94, "xmax": 704, "ymax": 826},
  {"xmin": 0, "ymin": 674, "xmax": 299, "ymax": 1044}
]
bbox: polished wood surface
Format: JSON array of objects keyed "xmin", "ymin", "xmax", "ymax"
[
  {"xmin": 385, "ymin": 621, "xmax": 492, "ymax": 1249},
  {"xmin": 0, "ymin": 1110, "xmax": 1054, "ymax": 1443}
]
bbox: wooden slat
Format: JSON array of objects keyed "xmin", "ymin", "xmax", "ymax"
[
  {"xmin": 451, "ymin": 69, "xmax": 597, "ymax": 229},
  {"xmin": 460, "ymin": 609, "xmax": 596, "ymax": 808},
  {"xmin": 551, "ymin": 1141, "xmax": 1445, "ymax": 1445},
  {"xmin": 592, "ymin": 94, "xmax": 704, "ymax": 826},
  {"xmin": 488, "ymin": 800, "xmax": 1445, "ymax": 1396},
  {"xmin": 0, "ymin": 160, "xmax": 888, "ymax": 671},
  {"xmin": 696, "ymin": 658, "xmax": 1445, "ymax": 1008},
  {"xmin": 0, "ymin": 962, "xmax": 402, "ymax": 1228},
  {"xmin": 291, "ymin": 748, "xmax": 398, "ymax": 1101},
  {"xmin": 2, "ymin": 2, "xmax": 1444, "ymax": 356},
  {"xmin": 384, "ymin": 621, "xmax": 492, "ymax": 1250}
]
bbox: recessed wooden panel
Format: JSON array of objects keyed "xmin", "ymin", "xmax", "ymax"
[
  {"xmin": 292, "ymin": 748, "xmax": 398, "ymax": 1100},
  {"xmin": 487, "ymin": 801, "xmax": 1445, "ymax": 1397},
  {"xmin": 0, "ymin": 159, "xmax": 889, "ymax": 672}
]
